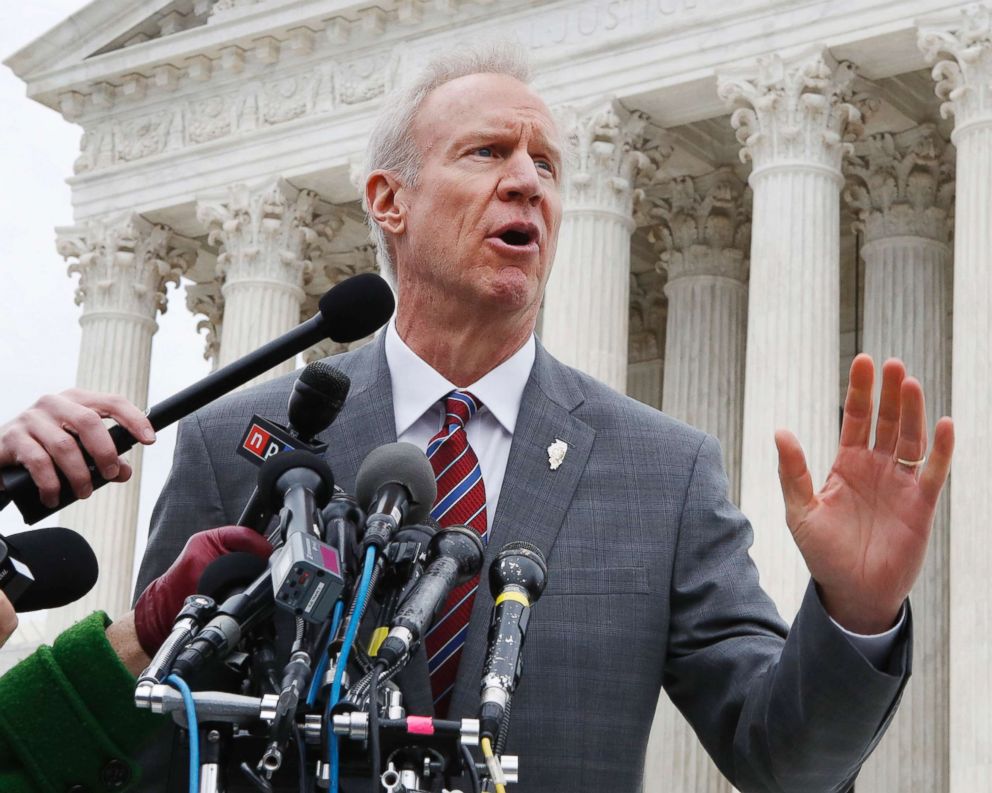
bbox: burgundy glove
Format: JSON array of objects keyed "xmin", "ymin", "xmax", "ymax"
[{"xmin": 134, "ymin": 526, "xmax": 272, "ymax": 656}]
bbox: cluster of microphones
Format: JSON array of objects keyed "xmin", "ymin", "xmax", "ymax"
[{"xmin": 0, "ymin": 272, "xmax": 547, "ymax": 793}]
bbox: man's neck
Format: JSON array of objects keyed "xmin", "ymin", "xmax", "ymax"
[{"xmin": 395, "ymin": 307, "xmax": 535, "ymax": 387}]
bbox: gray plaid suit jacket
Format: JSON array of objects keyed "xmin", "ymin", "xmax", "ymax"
[{"xmin": 134, "ymin": 334, "xmax": 909, "ymax": 793}]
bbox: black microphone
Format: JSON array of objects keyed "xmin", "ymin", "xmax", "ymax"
[
  {"xmin": 478, "ymin": 542, "xmax": 547, "ymax": 741},
  {"xmin": 287, "ymin": 361, "xmax": 351, "ymax": 444},
  {"xmin": 0, "ymin": 527, "xmax": 98, "ymax": 612},
  {"xmin": 375, "ymin": 526, "xmax": 484, "ymax": 668},
  {"xmin": 169, "ymin": 566, "xmax": 275, "ymax": 681},
  {"xmin": 237, "ymin": 362, "xmax": 350, "ymax": 530},
  {"xmin": 1, "ymin": 272, "xmax": 394, "ymax": 524},
  {"xmin": 355, "ymin": 442, "xmax": 437, "ymax": 551}
]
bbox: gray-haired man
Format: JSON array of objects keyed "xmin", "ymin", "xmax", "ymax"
[{"xmin": 128, "ymin": 46, "xmax": 954, "ymax": 792}]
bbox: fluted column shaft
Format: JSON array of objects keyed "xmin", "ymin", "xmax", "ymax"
[
  {"xmin": 54, "ymin": 215, "xmax": 192, "ymax": 625},
  {"xmin": 198, "ymin": 179, "xmax": 320, "ymax": 383},
  {"xmin": 542, "ymin": 103, "xmax": 657, "ymax": 393},
  {"xmin": 718, "ymin": 48, "xmax": 874, "ymax": 619},
  {"xmin": 920, "ymin": 12, "xmax": 992, "ymax": 788}
]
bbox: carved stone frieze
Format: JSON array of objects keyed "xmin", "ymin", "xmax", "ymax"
[
  {"xmin": 556, "ymin": 102, "xmax": 670, "ymax": 217},
  {"xmin": 73, "ymin": 64, "xmax": 335, "ymax": 174},
  {"xmin": 717, "ymin": 48, "xmax": 878, "ymax": 172},
  {"xmin": 919, "ymin": 5, "xmax": 992, "ymax": 127},
  {"xmin": 57, "ymin": 214, "xmax": 196, "ymax": 319},
  {"xmin": 844, "ymin": 123, "xmax": 955, "ymax": 244},
  {"xmin": 647, "ymin": 166, "xmax": 751, "ymax": 283}
]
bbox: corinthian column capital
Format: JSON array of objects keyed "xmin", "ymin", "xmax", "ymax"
[
  {"xmin": 57, "ymin": 213, "xmax": 196, "ymax": 320},
  {"xmin": 647, "ymin": 166, "xmax": 751, "ymax": 283},
  {"xmin": 196, "ymin": 177, "xmax": 321, "ymax": 286},
  {"xmin": 844, "ymin": 123, "xmax": 955, "ymax": 244},
  {"xmin": 717, "ymin": 47, "xmax": 878, "ymax": 174},
  {"xmin": 919, "ymin": 6, "xmax": 992, "ymax": 129},
  {"xmin": 555, "ymin": 101, "xmax": 671, "ymax": 216}
]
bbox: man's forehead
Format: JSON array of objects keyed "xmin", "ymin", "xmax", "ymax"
[{"xmin": 414, "ymin": 73, "xmax": 559, "ymax": 146}]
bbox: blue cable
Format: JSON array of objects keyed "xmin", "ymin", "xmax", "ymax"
[
  {"xmin": 329, "ymin": 546, "xmax": 377, "ymax": 793},
  {"xmin": 307, "ymin": 598, "xmax": 345, "ymax": 707},
  {"xmin": 166, "ymin": 674, "xmax": 199, "ymax": 793}
]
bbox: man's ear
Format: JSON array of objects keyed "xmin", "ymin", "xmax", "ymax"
[{"xmin": 366, "ymin": 170, "xmax": 407, "ymax": 237}]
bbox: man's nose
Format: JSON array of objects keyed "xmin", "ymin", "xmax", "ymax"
[{"xmin": 497, "ymin": 152, "xmax": 543, "ymax": 205}]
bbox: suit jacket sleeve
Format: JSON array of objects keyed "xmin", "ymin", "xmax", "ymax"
[
  {"xmin": 133, "ymin": 412, "xmax": 230, "ymax": 603},
  {"xmin": 663, "ymin": 434, "xmax": 910, "ymax": 793}
]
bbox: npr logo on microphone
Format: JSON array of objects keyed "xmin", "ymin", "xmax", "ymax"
[{"xmin": 237, "ymin": 415, "xmax": 297, "ymax": 465}]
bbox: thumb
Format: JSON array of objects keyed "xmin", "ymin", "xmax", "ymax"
[{"xmin": 774, "ymin": 429, "xmax": 815, "ymax": 528}]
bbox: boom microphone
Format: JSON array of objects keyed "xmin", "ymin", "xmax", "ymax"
[
  {"xmin": 478, "ymin": 542, "xmax": 547, "ymax": 741},
  {"xmin": 0, "ymin": 273, "xmax": 394, "ymax": 524},
  {"xmin": 0, "ymin": 527, "xmax": 98, "ymax": 612}
]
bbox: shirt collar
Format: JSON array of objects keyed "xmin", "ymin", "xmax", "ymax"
[{"xmin": 385, "ymin": 319, "xmax": 535, "ymax": 437}]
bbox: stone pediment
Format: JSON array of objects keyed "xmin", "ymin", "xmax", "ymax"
[{"xmin": 6, "ymin": 0, "xmax": 189, "ymax": 82}]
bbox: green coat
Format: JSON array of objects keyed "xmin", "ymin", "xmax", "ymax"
[{"xmin": 0, "ymin": 612, "xmax": 165, "ymax": 793}]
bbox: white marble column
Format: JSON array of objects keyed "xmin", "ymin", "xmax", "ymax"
[
  {"xmin": 197, "ymin": 178, "xmax": 323, "ymax": 382},
  {"xmin": 639, "ymin": 168, "xmax": 750, "ymax": 793},
  {"xmin": 920, "ymin": 10, "xmax": 992, "ymax": 789},
  {"xmin": 542, "ymin": 103, "xmax": 664, "ymax": 393},
  {"xmin": 717, "ymin": 48, "xmax": 875, "ymax": 619},
  {"xmin": 54, "ymin": 214, "xmax": 194, "ymax": 625},
  {"xmin": 844, "ymin": 123, "xmax": 953, "ymax": 793},
  {"xmin": 655, "ymin": 167, "xmax": 751, "ymax": 504}
]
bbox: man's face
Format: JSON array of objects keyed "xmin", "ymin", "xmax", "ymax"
[{"xmin": 391, "ymin": 73, "xmax": 563, "ymax": 321}]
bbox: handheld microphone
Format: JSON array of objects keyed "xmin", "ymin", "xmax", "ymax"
[
  {"xmin": 375, "ymin": 526, "xmax": 484, "ymax": 668},
  {"xmin": 478, "ymin": 542, "xmax": 547, "ymax": 741},
  {"xmin": 355, "ymin": 443, "xmax": 437, "ymax": 551},
  {"xmin": 0, "ymin": 527, "xmax": 98, "ymax": 612},
  {"xmin": 1, "ymin": 272, "xmax": 393, "ymax": 524},
  {"xmin": 258, "ymin": 451, "xmax": 344, "ymax": 624}
]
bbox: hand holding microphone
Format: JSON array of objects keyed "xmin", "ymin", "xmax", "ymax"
[
  {"xmin": 0, "ymin": 388, "xmax": 155, "ymax": 508},
  {"xmin": 133, "ymin": 526, "xmax": 273, "ymax": 657}
]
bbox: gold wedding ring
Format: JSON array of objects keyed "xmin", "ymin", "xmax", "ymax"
[{"xmin": 896, "ymin": 456, "xmax": 926, "ymax": 468}]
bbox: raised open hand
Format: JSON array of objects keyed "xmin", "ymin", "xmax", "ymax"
[{"xmin": 775, "ymin": 354, "xmax": 954, "ymax": 634}]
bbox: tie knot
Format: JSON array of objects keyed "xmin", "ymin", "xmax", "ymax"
[{"xmin": 443, "ymin": 390, "xmax": 480, "ymax": 428}]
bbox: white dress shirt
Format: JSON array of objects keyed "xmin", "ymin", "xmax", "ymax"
[{"xmin": 382, "ymin": 320, "xmax": 903, "ymax": 664}]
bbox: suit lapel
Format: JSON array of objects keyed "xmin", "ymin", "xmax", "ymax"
[{"xmin": 448, "ymin": 344, "xmax": 596, "ymax": 718}]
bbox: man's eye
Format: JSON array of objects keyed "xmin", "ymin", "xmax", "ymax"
[
  {"xmin": 475, "ymin": 147, "xmax": 494, "ymax": 157},
  {"xmin": 535, "ymin": 159, "xmax": 554, "ymax": 173}
]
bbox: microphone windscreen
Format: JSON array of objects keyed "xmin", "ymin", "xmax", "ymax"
[
  {"xmin": 255, "ymin": 449, "xmax": 335, "ymax": 511},
  {"xmin": 355, "ymin": 442, "xmax": 437, "ymax": 525},
  {"xmin": 198, "ymin": 552, "xmax": 269, "ymax": 602},
  {"xmin": 288, "ymin": 362, "xmax": 351, "ymax": 440},
  {"xmin": 318, "ymin": 272, "xmax": 395, "ymax": 343},
  {"xmin": 5, "ymin": 527, "xmax": 98, "ymax": 612}
]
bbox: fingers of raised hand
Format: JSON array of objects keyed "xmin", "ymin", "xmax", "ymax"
[
  {"xmin": 840, "ymin": 354, "xmax": 875, "ymax": 449},
  {"xmin": 775, "ymin": 429, "xmax": 815, "ymax": 526},
  {"xmin": 894, "ymin": 376, "xmax": 928, "ymax": 474},
  {"xmin": 63, "ymin": 388, "xmax": 155, "ymax": 445},
  {"xmin": 874, "ymin": 359, "xmax": 906, "ymax": 455},
  {"xmin": 37, "ymin": 393, "xmax": 121, "ymax": 482},
  {"xmin": 919, "ymin": 417, "xmax": 954, "ymax": 506}
]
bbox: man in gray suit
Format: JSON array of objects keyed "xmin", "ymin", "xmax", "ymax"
[{"xmin": 28, "ymin": 45, "xmax": 952, "ymax": 792}]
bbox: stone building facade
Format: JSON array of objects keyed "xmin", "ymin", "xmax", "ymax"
[{"xmin": 6, "ymin": 1, "xmax": 991, "ymax": 790}]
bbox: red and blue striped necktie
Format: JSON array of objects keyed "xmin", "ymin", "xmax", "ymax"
[{"xmin": 423, "ymin": 390, "xmax": 488, "ymax": 716}]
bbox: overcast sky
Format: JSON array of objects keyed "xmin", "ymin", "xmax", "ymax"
[{"xmin": 0, "ymin": 1, "xmax": 210, "ymax": 593}]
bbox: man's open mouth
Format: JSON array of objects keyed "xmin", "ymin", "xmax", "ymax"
[{"xmin": 491, "ymin": 223, "xmax": 539, "ymax": 248}]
